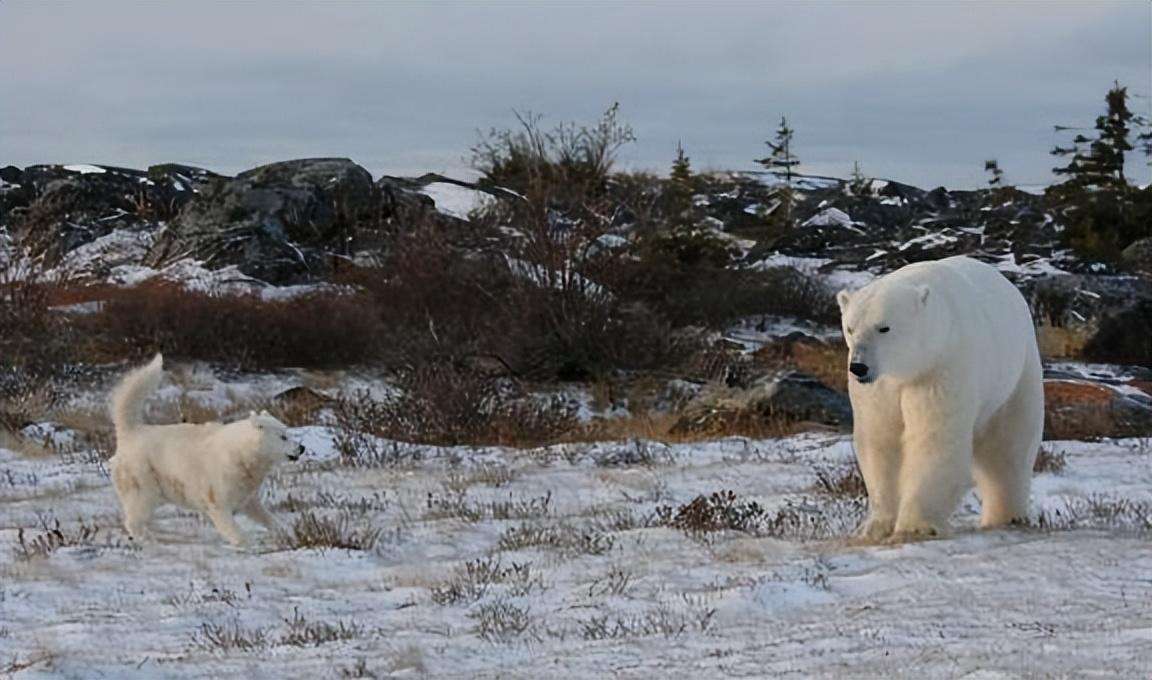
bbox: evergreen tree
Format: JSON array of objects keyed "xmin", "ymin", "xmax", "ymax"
[
  {"xmin": 1047, "ymin": 81, "xmax": 1150, "ymax": 261},
  {"xmin": 1051, "ymin": 127, "xmax": 1098, "ymax": 187},
  {"xmin": 1052, "ymin": 81, "xmax": 1134, "ymax": 189},
  {"xmin": 848, "ymin": 161, "xmax": 871, "ymax": 196},
  {"xmin": 984, "ymin": 159, "xmax": 1004, "ymax": 188},
  {"xmin": 670, "ymin": 141, "xmax": 692, "ymax": 184},
  {"xmin": 756, "ymin": 116, "xmax": 800, "ymax": 181},
  {"xmin": 666, "ymin": 141, "xmax": 695, "ymax": 227},
  {"xmin": 1091, "ymin": 81, "xmax": 1134, "ymax": 186},
  {"xmin": 755, "ymin": 116, "xmax": 800, "ymax": 229}
]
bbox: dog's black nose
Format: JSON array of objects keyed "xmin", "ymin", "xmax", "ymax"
[{"xmin": 849, "ymin": 362, "xmax": 870, "ymax": 378}]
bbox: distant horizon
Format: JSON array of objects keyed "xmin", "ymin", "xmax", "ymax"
[{"xmin": 2, "ymin": 1, "xmax": 1149, "ymax": 190}]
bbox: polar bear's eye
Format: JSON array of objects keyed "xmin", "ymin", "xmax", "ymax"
[
  {"xmin": 878, "ymin": 326, "xmax": 890, "ymax": 334},
  {"xmin": 846, "ymin": 327, "xmax": 854, "ymax": 335}
]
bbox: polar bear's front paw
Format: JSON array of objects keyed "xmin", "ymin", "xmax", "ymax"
[
  {"xmin": 885, "ymin": 522, "xmax": 946, "ymax": 544},
  {"xmin": 851, "ymin": 515, "xmax": 895, "ymax": 544}
]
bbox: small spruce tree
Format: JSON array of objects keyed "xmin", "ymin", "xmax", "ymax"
[
  {"xmin": 667, "ymin": 141, "xmax": 695, "ymax": 227},
  {"xmin": 756, "ymin": 115, "xmax": 800, "ymax": 182},
  {"xmin": 848, "ymin": 161, "xmax": 871, "ymax": 196},
  {"xmin": 1048, "ymin": 81, "xmax": 1150, "ymax": 261},
  {"xmin": 755, "ymin": 116, "xmax": 800, "ymax": 228},
  {"xmin": 1052, "ymin": 82, "xmax": 1135, "ymax": 189},
  {"xmin": 984, "ymin": 159, "xmax": 1004, "ymax": 188}
]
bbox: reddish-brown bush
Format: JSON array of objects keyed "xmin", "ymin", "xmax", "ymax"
[{"xmin": 78, "ymin": 282, "xmax": 383, "ymax": 369}]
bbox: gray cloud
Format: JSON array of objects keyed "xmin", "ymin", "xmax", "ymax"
[{"xmin": 1, "ymin": 1, "xmax": 1148, "ymax": 188}]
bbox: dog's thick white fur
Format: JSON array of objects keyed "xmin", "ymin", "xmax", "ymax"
[{"xmin": 108, "ymin": 354, "xmax": 302, "ymax": 546}]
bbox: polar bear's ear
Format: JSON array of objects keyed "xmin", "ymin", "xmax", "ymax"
[
  {"xmin": 836, "ymin": 289, "xmax": 852, "ymax": 312},
  {"xmin": 918, "ymin": 285, "xmax": 930, "ymax": 306}
]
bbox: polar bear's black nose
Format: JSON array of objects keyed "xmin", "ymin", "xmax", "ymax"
[{"xmin": 849, "ymin": 362, "xmax": 870, "ymax": 378}]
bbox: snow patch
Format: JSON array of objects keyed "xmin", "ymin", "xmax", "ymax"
[{"xmin": 63, "ymin": 164, "xmax": 106, "ymax": 175}]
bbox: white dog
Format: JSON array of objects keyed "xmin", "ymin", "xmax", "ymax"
[{"xmin": 108, "ymin": 354, "xmax": 302, "ymax": 546}]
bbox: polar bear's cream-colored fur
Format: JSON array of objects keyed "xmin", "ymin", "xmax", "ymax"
[
  {"xmin": 837, "ymin": 255, "xmax": 1043, "ymax": 542},
  {"xmin": 108, "ymin": 354, "xmax": 302, "ymax": 546}
]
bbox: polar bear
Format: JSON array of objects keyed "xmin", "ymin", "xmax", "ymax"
[{"xmin": 836, "ymin": 255, "xmax": 1043, "ymax": 542}]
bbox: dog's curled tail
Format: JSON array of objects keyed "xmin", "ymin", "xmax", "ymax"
[{"xmin": 110, "ymin": 353, "xmax": 164, "ymax": 437}]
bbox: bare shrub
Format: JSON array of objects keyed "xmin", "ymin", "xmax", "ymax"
[
  {"xmin": 79, "ymin": 283, "xmax": 383, "ymax": 368},
  {"xmin": 1033, "ymin": 495, "xmax": 1152, "ymax": 532},
  {"xmin": 430, "ymin": 557, "xmax": 544, "ymax": 605},
  {"xmin": 586, "ymin": 566, "xmax": 636, "ymax": 598},
  {"xmin": 346, "ymin": 181, "xmax": 692, "ymax": 382},
  {"xmin": 334, "ymin": 367, "xmax": 577, "ymax": 449},
  {"xmin": 0, "ymin": 259, "xmax": 76, "ymax": 380},
  {"xmin": 338, "ymin": 658, "xmax": 381, "ymax": 678},
  {"xmin": 190, "ymin": 620, "xmax": 270, "ymax": 653},
  {"xmin": 468, "ymin": 598, "xmax": 534, "ymax": 643},
  {"xmin": 271, "ymin": 490, "xmax": 390, "ymax": 515},
  {"xmin": 276, "ymin": 511, "xmax": 382, "ymax": 552},
  {"xmin": 14, "ymin": 517, "xmax": 100, "ymax": 560},
  {"xmin": 164, "ymin": 582, "xmax": 252, "ymax": 610},
  {"xmin": 760, "ymin": 497, "xmax": 867, "ymax": 540},
  {"xmin": 331, "ymin": 391, "xmax": 424, "ymax": 467},
  {"xmin": 442, "ymin": 464, "xmax": 517, "ymax": 493},
  {"xmin": 657, "ymin": 491, "xmax": 767, "ymax": 538},
  {"xmin": 1033, "ymin": 446, "xmax": 1069, "ymax": 474},
  {"xmin": 425, "ymin": 490, "xmax": 552, "ymax": 522},
  {"xmin": 497, "ymin": 522, "xmax": 616, "ymax": 556},
  {"xmin": 591, "ymin": 439, "xmax": 674, "ymax": 467},
  {"xmin": 579, "ymin": 603, "xmax": 714, "ymax": 640},
  {"xmin": 280, "ymin": 607, "xmax": 365, "ymax": 647},
  {"xmin": 812, "ymin": 463, "xmax": 868, "ymax": 498},
  {"xmin": 658, "ymin": 492, "xmax": 865, "ymax": 541},
  {"xmin": 471, "ymin": 103, "xmax": 634, "ymax": 198}
]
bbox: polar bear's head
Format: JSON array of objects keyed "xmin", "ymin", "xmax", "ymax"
[
  {"xmin": 247, "ymin": 410, "xmax": 305, "ymax": 462},
  {"xmin": 836, "ymin": 280, "xmax": 948, "ymax": 385}
]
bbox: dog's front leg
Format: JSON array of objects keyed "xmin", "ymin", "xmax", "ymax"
[
  {"xmin": 241, "ymin": 497, "xmax": 282, "ymax": 533},
  {"xmin": 206, "ymin": 506, "xmax": 248, "ymax": 547}
]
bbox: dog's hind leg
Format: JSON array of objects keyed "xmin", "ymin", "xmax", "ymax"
[
  {"xmin": 122, "ymin": 496, "xmax": 158, "ymax": 542},
  {"xmin": 206, "ymin": 506, "xmax": 248, "ymax": 547},
  {"xmin": 240, "ymin": 497, "xmax": 281, "ymax": 533},
  {"xmin": 113, "ymin": 463, "xmax": 158, "ymax": 541}
]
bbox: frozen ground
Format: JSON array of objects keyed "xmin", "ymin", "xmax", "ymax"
[{"xmin": 2, "ymin": 405, "xmax": 1151, "ymax": 677}]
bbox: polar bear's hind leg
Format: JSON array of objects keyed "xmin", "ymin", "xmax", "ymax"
[{"xmin": 973, "ymin": 362, "xmax": 1043, "ymax": 528}]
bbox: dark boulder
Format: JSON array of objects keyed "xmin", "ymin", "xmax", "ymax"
[
  {"xmin": 6, "ymin": 163, "xmax": 212, "ymax": 263},
  {"xmin": 671, "ymin": 370, "xmax": 852, "ymax": 435},
  {"xmin": 1121, "ymin": 237, "xmax": 1152, "ymax": 275},
  {"xmin": 146, "ymin": 158, "xmax": 380, "ymax": 284}
]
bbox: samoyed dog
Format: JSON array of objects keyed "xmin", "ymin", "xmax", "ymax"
[{"xmin": 108, "ymin": 354, "xmax": 303, "ymax": 546}]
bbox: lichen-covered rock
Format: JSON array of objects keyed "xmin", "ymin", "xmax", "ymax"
[
  {"xmin": 671, "ymin": 370, "xmax": 852, "ymax": 435},
  {"xmin": 1121, "ymin": 237, "xmax": 1152, "ymax": 274},
  {"xmin": 1043, "ymin": 379, "xmax": 1152, "ymax": 440}
]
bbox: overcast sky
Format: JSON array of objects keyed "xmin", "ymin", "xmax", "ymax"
[{"xmin": 2, "ymin": 1, "xmax": 1149, "ymax": 188}]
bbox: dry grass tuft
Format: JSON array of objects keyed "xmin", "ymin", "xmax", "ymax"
[
  {"xmin": 276, "ymin": 511, "xmax": 382, "ymax": 552},
  {"xmin": 430, "ymin": 557, "xmax": 544, "ymax": 605},
  {"xmin": 1032, "ymin": 495, "xmax": 1152, "ymax": 532},
  {"xmin": 424, "ymin": 489, "xmax": 552, "ymax": 523},
  {"xmin": 280, "ymin": 607, "xmax": 365, "ymax": 647},
  {"xmin": 468, "ymin": 598, "xmax": 534, "ymax": 643},
  {"xmin": 497, "ymin": 521, "xmax": 616, "ymax": 556}
]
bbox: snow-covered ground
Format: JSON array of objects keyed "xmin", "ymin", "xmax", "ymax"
[{"xmin": 3, "ymin": 407, "xmax": 1150, "ymax": 677}]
